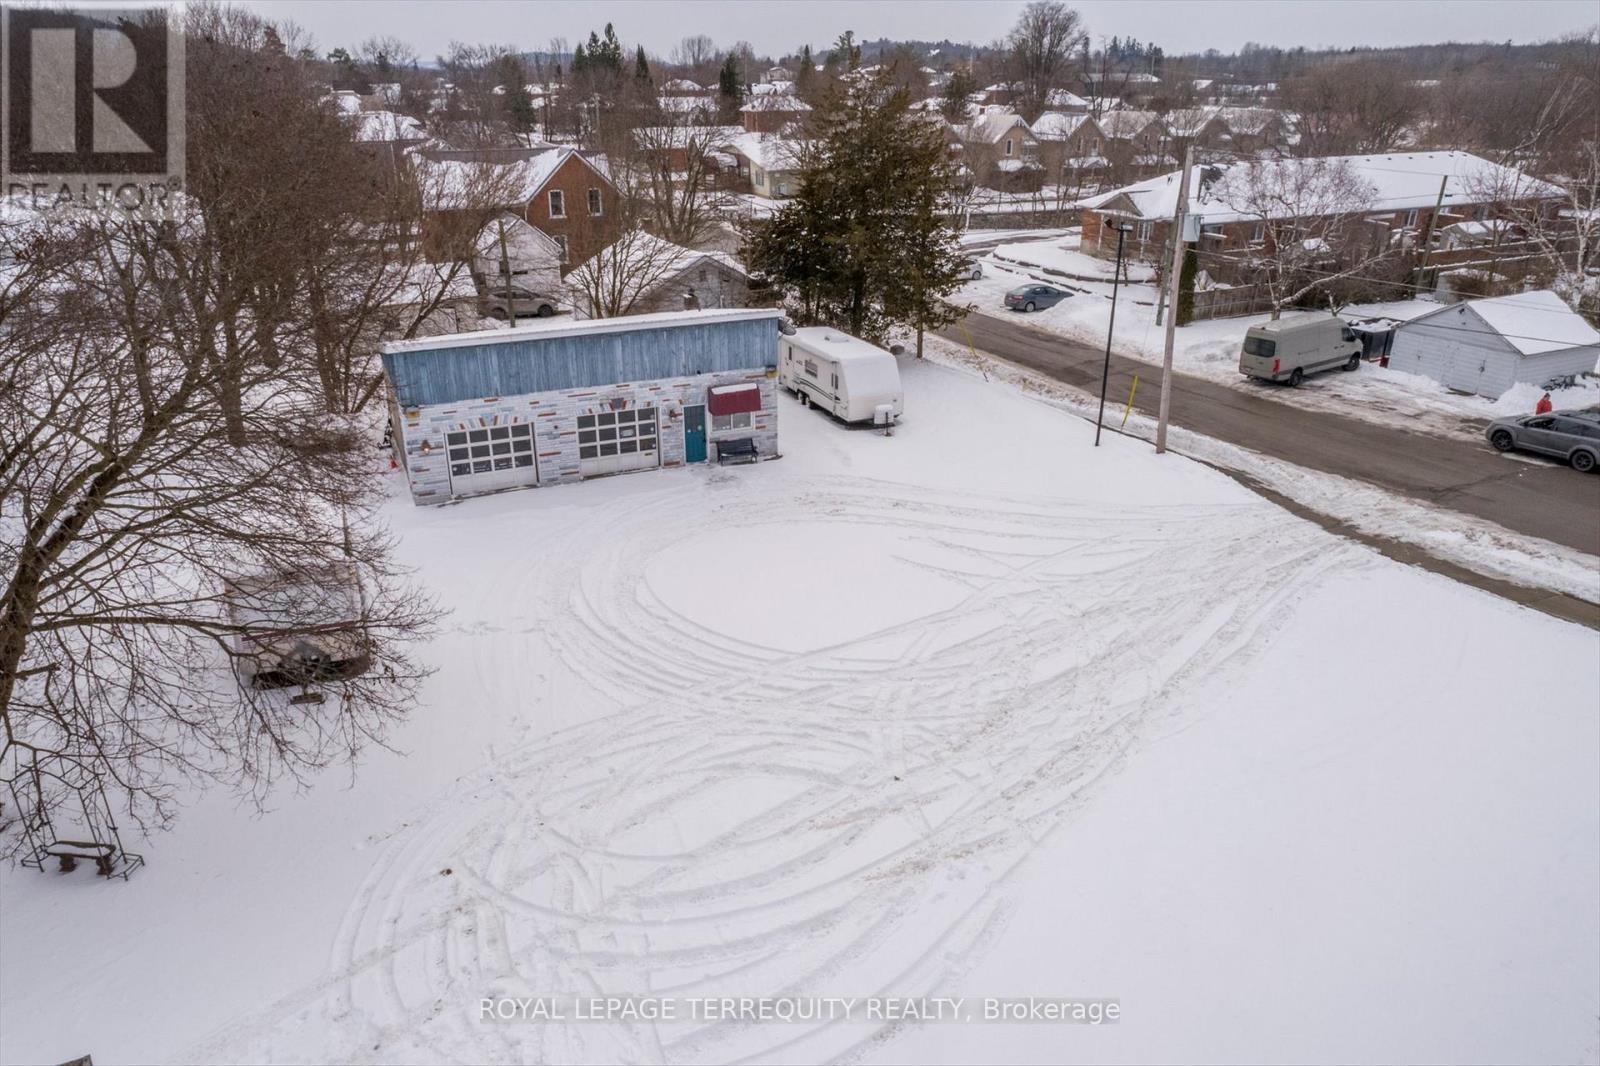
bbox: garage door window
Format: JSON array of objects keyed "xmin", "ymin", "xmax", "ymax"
[
  {"xmin": 446, "ymin": 423, "xmax": 536, "ymax": 494},
  {"xmin": 577, "ymin": 407, "xmax": 658, "ymax": 476}
]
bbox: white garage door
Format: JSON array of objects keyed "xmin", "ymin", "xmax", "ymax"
[
  {"xmin": 578, "ymin": 406, "xmax": 659, "ymax": 478},
  {"xmin": 446, "ymin": 423, "xmax": 538, "ymax": 495}
]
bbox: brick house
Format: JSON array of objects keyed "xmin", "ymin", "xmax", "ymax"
[
  {"xmin": 1079, "ymin": 151, "xmax": 1567, "ymax": 276},
  {"xmin": 420, "ymin": 147, "xmax": 622, "ymax": 271},
  {"xmin": 1097, "ymin": 109, "xmax": 1171, "ymax": 180},
  {"xmin": 740, "ymin": 95, "xmax": 812, "ymax": 134}
]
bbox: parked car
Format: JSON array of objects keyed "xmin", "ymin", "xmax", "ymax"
[
  {"xmin": 959, "ymin": 256, "xmax": 984, "ymax": 280},
  {"xmin": 1238, "ymin": 312, "xmax": 1362, "ymax": 386},
  {"xmin": 482, "ymin": 285, "xmax": 559, "ymax": 320},
  {"xmin": 1004, "ymin": 284, "xmax": 1070, "ymax": 313},
  {"xmin": 1485, "ymin": 411, "xmax": 1600, "ymax": 472}
]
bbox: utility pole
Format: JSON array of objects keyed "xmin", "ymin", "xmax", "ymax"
[
  {"xmin": 1410, "ymin": 173, "xmax": 1449, "ymax": 295},
  {"xmin": 1156, "ymin": 145, "xmax": 1194, "ymax": 456},
  {"xmin": 1094, "ymin": 223, "xmax": 1130, "ymax": 448},
  {"xmin": 496, "ymin": 217, "xmax": 518, "ymax": 328}
]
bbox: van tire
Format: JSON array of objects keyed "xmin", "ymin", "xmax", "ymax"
[
  {"xmin": 1343, "ymin": 353, "xmax": 1361, "ymax": 371},
  {"xmin": 1572, "ymin": 449, "xmax": 1597, "ymax": 473},
  {"xmin": 1489, "ymin": 429, "xmax": 1516, "ymax": 451},
  {"xmin": 1288, "ymin": 368, "xmax": 1304, "ymax": 386}
]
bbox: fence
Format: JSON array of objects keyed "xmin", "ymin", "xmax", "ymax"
[{"xmin": 1188, "ymin": 284, "xmax": 1276, "ymax": 321}]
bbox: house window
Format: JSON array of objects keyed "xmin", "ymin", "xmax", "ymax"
[
  {"xmin": 548, "ymin": 189, "xmax": 566, "ymax": 218},
  {"xmin": 554, "ymin": 235, "xmax": 568, "ymax": 262},
  {"xmin": 1136, "ymin": 221, "xmax": 1153, "ymax": 242},
  {"xmin": 587, "ymin": 188, "xmax": 603, "ymax": 216},
  {"xmin": 1403, "ymin": 208, "xmax": 1419, "ymax": 228},
  {"xmin": 1475, "ymin": 205, "xmax": 1490, "ymax": 222},
  {"xmin": 754, "ymin": 167, "xmax": 766, "ymax": 187},
  {"xmin": 1004, "ymin": 137, "xmax": 1014, "ymax": 156},
  {"xmin": 1251, "ymin": 222, "xmax": 1266, "ymax": 243},
  {"xmin": 712, "ymin": 411, "xmax": 751, "ymax": 431},
  {"xmin": 698, "ymin": 268, "xmax": 708, "ymax": 281}
]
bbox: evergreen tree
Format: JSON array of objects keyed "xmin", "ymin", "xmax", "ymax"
[
  {"xmin": 634, "ymin": 45, "xmax": 652, "ymax": 86},
  {"xmin": 572, "ymin": 43, "xmax": 587, "ymax": 76},
  {"xmin": 717, "ymin": 53, "xmax": 743, "ymax": 107},
  {"xmin": 745, "ymin": 72, "xmax": 969, "ymax": 346},
  {"xmin": 795, "ymin": 44, "xmax": 815, "ymax": 100},
  {"xmin": 940, "ymin": 67, "xmax": 977, "ymax": 121}
]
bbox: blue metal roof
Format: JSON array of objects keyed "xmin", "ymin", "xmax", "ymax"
[{"xmin": 382, "ymin": 315, "xmax": 779, "ymax": 407}]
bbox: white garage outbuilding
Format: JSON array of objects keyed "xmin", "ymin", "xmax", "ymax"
[{"xmin": 1386, "ymin": 290, "xmax": 1600, "ymax": 399}]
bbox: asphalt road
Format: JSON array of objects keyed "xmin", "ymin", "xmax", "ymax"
[{"xmin": 940, "ymin": 309, "xmax": 1600, "ymax": 557}]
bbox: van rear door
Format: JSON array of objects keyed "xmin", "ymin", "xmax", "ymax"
[{"xmin": 1239, "ymin": 332, "xmax": 1278, "ymax": 379}]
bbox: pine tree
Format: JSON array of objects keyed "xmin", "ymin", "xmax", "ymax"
[
  {"xmin": 795, "ymin": 44, "xmax": 815, "ymax": 100},
  {"xmin": 745, "ymin": 72, "xmax": 969, "ymax": 345},
  {"xmin": 717, "ymin": 53, "xmax": 743, "ymax": 107},
  {"xmin": 634, "ymin": 45, "xmax": 651, "ymax": 86},
  {"xmin": 940, "ymin": 68, "xmax": 976, "ymax": 121}
]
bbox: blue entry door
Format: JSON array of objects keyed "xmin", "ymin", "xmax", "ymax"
[{"xmin": 684, "ymin": 404, "xmax": 707, "ymax": 463}]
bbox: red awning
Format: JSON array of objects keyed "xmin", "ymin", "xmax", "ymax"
[{"xmin": 707, "ymin": 384, "xmax": 761, "ymax": 416}]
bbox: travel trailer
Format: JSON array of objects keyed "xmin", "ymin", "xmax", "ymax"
[{"xmin": 779, "ymin": 327, "xmax": 904, "ymax": 425}]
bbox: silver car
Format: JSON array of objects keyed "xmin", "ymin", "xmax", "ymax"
[
  {"xmin": 1485, "ymin": 410, "xmax": 1600, "ymax": 472},
  {"xmin": 483, "ymin": 285, "xmax": 559, "ymax": 320}
]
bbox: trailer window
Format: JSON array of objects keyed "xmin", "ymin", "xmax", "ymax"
[
  {"xmin": 1243, "ymin": 336, "xmax": 1276, "ymax": 358},
  {"xmin": 803, "ymin": 359, "xmax": 818, "ymax": 378}
]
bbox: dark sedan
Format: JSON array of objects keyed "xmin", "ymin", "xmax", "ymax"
[{"xmin": 1004, "ymin": 283, "xmax": 1071, "ymax": 313}]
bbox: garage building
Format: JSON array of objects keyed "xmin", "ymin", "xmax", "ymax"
[
  {"xmin": 1385, "ymin": 290, "xmax": 1600, "ymax": 399},
  {"xmin": 381, "ymin": 308, "xmax": 782, "ymax": 504}
]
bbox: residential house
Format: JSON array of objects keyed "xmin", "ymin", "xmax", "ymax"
[
  {"xmin": 1164, "ymin": 107, "xmax": 1230, "ymax": 154},
  {"xmin": 727, "ymin": 132, "xmax": 805, "ymax": 198},
  {"xmin": 740, "ymin": 94, "xmax": 813, "ymax": 134},
  {"xmin": 958, "ymin": 109, "xmax": 1044, "ymax": 192},
  {"xmin": 1386, "ymin": 290, "xmax": 1600, "ymax": 398},
  {"xmin": 1028, "ymin": 112, "xmax": 1107, "ymax": 185},
  {"xmin": 420, "ymin": 146, "xmax": 622, "ymax": 269},
  {"xmin": 381, "ymin": 307, "xmax": 783, "ymax": 503},
  {"xmin": 565, "ymin": 233, "xmax": 753, "ymax": 319},
  {"xmin": 979, "ymin": 81, "xmax": 1022, "ymax": 107},
  {"xmin": 1044, "ymin": 88, "xmax": 1092, "ymax": 112},
  {"xmin": 1097, "ymin": 109, "xmax": 1171, "ymax": 179},
  {"xmin": 1213, "ymin": 107, "xmax": 1288, "ymax": 155},
  {"xmin": 471, "ymin": 212, "xmax": 564, "ymax": 298},
  {"xmin": 1078, "ymin": 151, "xmax": 1567, "ymax": 273},
  {"xmin": 660, "ymin": 78, "xmax": 707, "ymax": 95}
]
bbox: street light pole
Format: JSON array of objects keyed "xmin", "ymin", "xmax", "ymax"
[{"xmin": 1095, "ymin": 223, "xmax": 1130, "ymax": 448}]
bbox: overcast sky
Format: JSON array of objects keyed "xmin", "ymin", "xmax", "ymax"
[{"xmin": 249, "ymin": 0, "xmax": 1597, "ymax": 60}]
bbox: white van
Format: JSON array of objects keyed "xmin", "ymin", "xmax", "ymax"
[
  {"xmin": 779, "ymin": 327, "xmax": 905, "ymax": 425},
  {"xmin": 1239, "ymin": 312, "xmax": 1363, "ymax": 385}
]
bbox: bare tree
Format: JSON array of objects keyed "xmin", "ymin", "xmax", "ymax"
[
  {"xmin": 1462, "ymin": 146, "xmax": 1600, "ymax": 314},
  {"xmin": 1, "ymin": 4, "xmax": 438, "ymax": 849},
  {"xmin": 1005, "ymin": 1, "xmax": 1087, "ymax": 119},
  {"xmin": 621, "ymin": 118, "xmax": 732, "ymax": 247},
  {"xmin": 1209, "ymin": 157, "xmax": 1395, "ymax": 316},
  {"xmin": 671, "ymin": 34, "xmax": 716, "ymax": 75},
  {"xmin": 564, "ymin": 227, "xmax": 695, "ymax": 319},
  {"xmin": 1280, "ymin": 58, "xmax": 1422, "ymax": 156}
]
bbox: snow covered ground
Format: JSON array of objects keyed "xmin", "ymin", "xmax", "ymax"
[
  {"xmin": 963, "ymin": 237, "xmax": 1600, "ymax": 439},
  {"xmin": 2, "ymin": 358, "xmax": 1596, "ymax": 1066}
]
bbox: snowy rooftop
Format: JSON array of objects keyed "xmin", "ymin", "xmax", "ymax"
[
  {"xmin": 348, "ymin": 110, "xmax": 425, "ymax": 143},
  {"xmin": 1098, "ymin": 110, "xmax": 1163, "ymax": 139},
  {"xmin": 740, "ymin": 94, "xmax": 812, "ymax": 113},
  {"xmin": 728, "ymin": 132, "xmax": 807, "ymax": 172},
  {"xmin": 1029, "ymin": 112, "xmax": 1095, "ymax": 140},
  {"xmin": 381, "ymin": 306, "xmax": 782, "ymax": 354},
  {"xmin": 790, "ymin": 326, "xmax": 897, "ymax": 366},
  {"xmin": 1417, "ymin": 290, "xmax": 1600, "ymax": 357},
  {"xmin": 1082, "ymin": 152, "xmax": 1568, "ymax": 225},
  {"xmin": 418, "ymin": 148, "xmax": 602, "ymax": 211},
  {"xmin": 565, "ymin": 233, "xmax": 748, "ymax": 300}
]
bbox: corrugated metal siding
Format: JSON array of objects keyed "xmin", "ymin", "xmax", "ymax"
[{"xmin": 383, "ymin": 318, "xmax": 778, "ymax": 407}]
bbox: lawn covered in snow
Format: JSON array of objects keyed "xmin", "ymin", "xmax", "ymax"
[
  {"xmin": 1, "ymin": 357, "xmax": 1595, "ymax": 1066},
  {"xmin": 964, "ymin": 236, "xmax": 1600, "ymax": 438}
]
